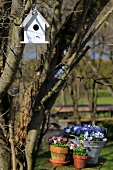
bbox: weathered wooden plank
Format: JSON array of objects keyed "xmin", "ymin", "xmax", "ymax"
[
  {"xmin": 58, "ymin": 117, "xmax": 113, "ymax": 123},
  {"xmin": 54, "ymin": 105, "xmax": 113, "ymax": 113}
]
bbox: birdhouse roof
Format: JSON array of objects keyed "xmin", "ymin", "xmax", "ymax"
[{"xmin": 20, "ymin": 9, "xmax": 50, "ymax": 28}]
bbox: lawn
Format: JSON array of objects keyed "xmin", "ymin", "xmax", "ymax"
[
  {"xmin": 100, "ymin": 142, "xmax": 113, "ymax": 170},
  {"xmin": 55, "ymin": 89, "xmax": 113, "ymax": 105}
]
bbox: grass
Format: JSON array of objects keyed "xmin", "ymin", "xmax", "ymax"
[
  {"xmin": 97, "ymin": 96, "xmax": 113, "ymax": 105},
  {"xmin": 55, "ymin": 89, "xmax": 113, "ymax": 105},
  {"xmin": 34, "ymin": 142, "xmax": 50, "ymax": 170},
  {"xmin": 100, "ymin": 142, "xmax": 113, "ymax": 170}
]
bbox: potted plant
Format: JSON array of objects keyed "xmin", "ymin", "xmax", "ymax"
[
  {"xmin": 64, "ymin": 124, "xmax": 107, "ymax": 164},
  {"xmin": 71, "ymin": 140, "xmax": 88, "ymax": 169},
  {"xmin": 49, "ymin": 136, "xmax": 71, "ymax": 166}
]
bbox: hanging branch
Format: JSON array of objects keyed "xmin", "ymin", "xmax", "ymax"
[{"xmin": 42, "ymin": 0, "xmax": 63, "ymax": 79}]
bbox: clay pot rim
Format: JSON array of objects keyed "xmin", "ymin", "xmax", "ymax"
[
  {"xmin": 73, "ymin": 154, "xmax": 88, "ymax": 158},
  {"xmin": 50, "ymin": 145, "xmax": 69, "ymax": 148},
  {"xmin": 50, "ymin": 145, "xmax": 69, "ymax": 154}
]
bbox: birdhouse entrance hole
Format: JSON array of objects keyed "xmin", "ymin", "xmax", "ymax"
[{"xmin": 33, "ymin": 24, "xmax": 39, "ymax": 31}]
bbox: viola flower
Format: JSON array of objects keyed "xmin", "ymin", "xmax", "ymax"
[
  {"xmin": 68, "ymin": 139, "xmax": 73, "ymax": 144},
  {"xmin": 63, "ymin": 137, "xmax": 68, "ymax": 142},
  {"xmin": 103, "ymin": 138, "xmax": 107, "ymax": 141},
  {"xmin": 102, "ymin": 127, "xmax": 107, "ymax": 133},
  {"xmin": 64, "ymin": 127, "xmax": 71, "ymax": 133},
  {"xmin": 64, "ymin": 124, "xmax": 107, "ymax": 142},
  {"xmin": 69, "ymin": 143, "xmax": 77, "ymax": 150},
  {"xmin": 49, "ymin": 136, "xmax": 55, "ymax": 142},
  {"xmin": 53, "ymin": 139, "xmax": 57, "ymax": 144},
  {"xmin": 57, "ymin": 137, "xmax": 63, "ymax": 142},
  {"xmin": 49, "ymin": 136, "xmax": 72, "ymax": 148}
]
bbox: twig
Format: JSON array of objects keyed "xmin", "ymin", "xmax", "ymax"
[
  {"xmin": 9, "ymin": 123, "xmax": 16, "ymax": 170},
  {"xmin": 0, "ymin": 109, "xmax": 10, "ymax": 118},
  {"xmin": 16, "ymin": 159, "xmax": 23, "ymax": 170}
]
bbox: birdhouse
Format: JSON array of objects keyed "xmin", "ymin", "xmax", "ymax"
[{"xmin": 20, "ymin": 9, "xmax": 50, "ymax": 43}]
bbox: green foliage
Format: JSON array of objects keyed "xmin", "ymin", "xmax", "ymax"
[
  {"xmin": 51, "ymin": 141, "xmax": 69, "ymax": 148},
  {"xmin": 73, "ymin": 146, "xmax": 87, "ymax": 156},
  {"xmin": 77, "ymin": 134, "xmax": 84, "ymax": 140}
]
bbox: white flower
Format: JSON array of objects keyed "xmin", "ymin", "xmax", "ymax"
[{"xmin": 103, "ymin": 138, "xmax": 107, "ymax": 141}]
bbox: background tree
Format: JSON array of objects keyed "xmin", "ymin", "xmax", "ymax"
[
  {"xmin": 0, "ymin": 0, "xmax": 113, "ymax": 169},
  {"xmin": 66, "ymin": 1, "xmax": 113, "ymax": 124}
]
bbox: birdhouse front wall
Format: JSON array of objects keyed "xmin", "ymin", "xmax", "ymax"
[{"xmin": 24, "ymin": 14, "xmax": 46, "ymax": 43}]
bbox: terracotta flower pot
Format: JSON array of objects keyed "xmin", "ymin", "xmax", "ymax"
[
  {"xmin": 50, "ymin": 145, "xmax": 69, "ymax": 161},
  {"xmin": 73, "ymin": 154, "xmax": 88, "ymax": 169}
]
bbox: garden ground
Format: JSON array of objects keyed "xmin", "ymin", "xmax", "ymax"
[{"xmin": 35, "ymin": 127, "xmax": 113, "ymax": 170}]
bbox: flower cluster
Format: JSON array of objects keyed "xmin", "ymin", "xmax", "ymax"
[
  {"xmin": 64, "ymin": 124, "xmax": 107, "ymax": 142},
  {"xmin": 49, "ymin": 136, "xmax": 89, "ymax": 156},
  {"xmin": 49, "ymin": 136, "xmax": 72, "ymax": 148},
  {"xmin": 71, "ymin": 140, "xmax": 88, "ymax": 156}
]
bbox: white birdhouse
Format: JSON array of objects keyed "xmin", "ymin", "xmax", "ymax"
[{"xmin": 20, "ymin": 9, "xmax": 50, "ymax": 43}]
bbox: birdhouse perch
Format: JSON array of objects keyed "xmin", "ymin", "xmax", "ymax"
[{"xmin": 20, "ymin": 9, "xmax": 50, "ymax": 44}]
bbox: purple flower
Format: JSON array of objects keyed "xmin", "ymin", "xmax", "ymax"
[
  {"xmin": 63, "ymin": 137, "xmax": 68, "ymax": 142},
  {"xmin": 57, "ymin": 137, "xmax": 63, "ymax": 142},
  {"xmin": 101, "ymin": 127, "xmax": 107, "ymax": 133},
  {"xmin": 76, "ymin": 129, "xmax": 81, "ymax": 135},
  {"xmin": 92, "ymin": 125, "xmax": 101, "ymax": 132},
  {"xmin": 49, "ymin": 136, "xmax": 72, "ymax": 148},
  {"xmin": 64, "ymin": 127, "xmax": 71, "ymax": 133},
  {"xmin": 73, "ymin": 126, "xmax": 79, "ymax": 132},
  {"xmin": 68, "ymin": 139, "xmax": 73, "ymax": 144},
  {"xmin": 64, "ymin": 124, "xmax": 107, "ymax": 141},
  {"xmin": 49, "ymin": 136, "xmax": 55, "ymax": 142}
]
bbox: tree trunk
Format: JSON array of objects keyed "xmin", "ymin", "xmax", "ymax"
[
  {"xmin": 71, "ymin": 69, "xmax": 80, "ymax": 124},
  {"xmin": 0, "ymin": 145, "xmax": 10, "ymax": 170},
  {"xmin": 91, "ymin": 80, "xmax": 98, "ymax": 125},
  {"xmin": 61, "ymin": 90, "xmax": 67, "ymax": 105}
]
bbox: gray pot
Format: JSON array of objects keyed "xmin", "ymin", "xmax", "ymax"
[{"xmin": 83, "ymin": 141, "xmax": 105, "ymax": 165}]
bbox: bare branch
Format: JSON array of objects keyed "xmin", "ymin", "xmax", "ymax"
[{"xmin": 9, "ymin": 123, "xmax": 16, "ymax": 170}]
